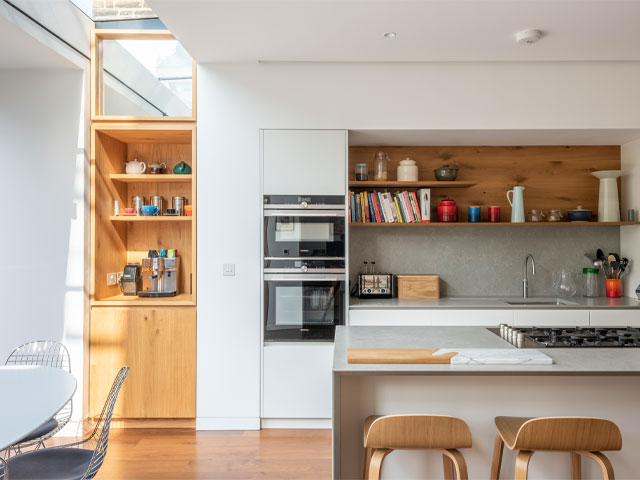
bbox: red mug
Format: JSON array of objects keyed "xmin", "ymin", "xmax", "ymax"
[{"xmin": 488, "ymin": 206, "xmax": 501, "ymax": 222}]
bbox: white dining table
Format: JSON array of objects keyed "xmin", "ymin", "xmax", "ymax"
[{"xmin": 0, "ymin": 366, "xmax": 77, "ymax": 450}]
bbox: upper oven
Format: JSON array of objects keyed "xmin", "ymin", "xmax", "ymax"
[{"xmin": 263, "ymin": 195, "xmax": 346, "ymax": 259}]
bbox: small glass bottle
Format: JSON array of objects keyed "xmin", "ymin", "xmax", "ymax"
[
  {"xmin": 355, "ymin": 163, "xmax": 369, "ymax": 181},
  {"xmin": 373, "ymin": 152, "xmax": 389, "ymax": 181},
  {"xmin": 582, "ymin": 268, "xmax": 600, "ymax": 297}
]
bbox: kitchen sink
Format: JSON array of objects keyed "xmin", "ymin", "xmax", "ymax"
[{"xmin": 501, "ymin": 298, "xmax": 578, "ymax": 306}]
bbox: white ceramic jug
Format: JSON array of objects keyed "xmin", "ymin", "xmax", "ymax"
[
  {"xmin": 125, "ymin": 158, "xmax": 146, "ymax": 174},
  {"xmin": 592, "ymin": 170, "xmax": 623, "ymax": 222},
  {"xmin": 507, "ymin": 186, "xmax": 525, "ymax": 223}
]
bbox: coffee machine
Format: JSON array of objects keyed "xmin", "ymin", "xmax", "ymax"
[{"xmin": 138, "ymin": 256, "xmax": 179, "ymax": 297}]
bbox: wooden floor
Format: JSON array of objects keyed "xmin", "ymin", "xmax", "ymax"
[{"xmin": 60, "ymin": 429, "xmax": 332, "ymax": 479}]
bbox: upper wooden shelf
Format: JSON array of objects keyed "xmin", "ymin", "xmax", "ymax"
[
  {"xmin": 349, "ymin": 181, "xmax": 477, "ymax": 188},
  {"xmin": 350, "ymin": 221, "xmax": 640, "ymax": 227},
  {"xmin": 110, "ymin": 216, "xmax": 192, "ymax": 222},
  {"xmin": 110, "ymin": 174, "xmax": 192, "ymax": 183},
  {"xmin": 91, "ymin": 293, "xmax": 194, "ymax": 307}
]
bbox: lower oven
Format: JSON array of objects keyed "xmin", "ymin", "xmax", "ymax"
[{"xmin": 264, "ymin": 272, "xmax": 346, "ymax": 341}]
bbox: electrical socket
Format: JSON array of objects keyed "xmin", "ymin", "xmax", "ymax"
[
  {"xmin": 223, "ymin": 264, "xmax": 235, "ymax": 276},
  {"xmin": 106, "ymin": 272, "xmax": 118, "ymax": 286},
  {"xmin": 117, "ymin": 272, "xmax": 124, "ymax": 283}
]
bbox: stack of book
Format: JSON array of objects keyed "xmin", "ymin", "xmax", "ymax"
[{"xmin": 349, "ymin": 190, "xmax": 429, "ymax": 223}]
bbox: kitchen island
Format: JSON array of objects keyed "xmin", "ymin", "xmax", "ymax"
[{"xmin": 332, "ymin": 326, "xmax": 640, "ymax": 479}]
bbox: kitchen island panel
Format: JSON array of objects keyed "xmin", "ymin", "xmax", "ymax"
[{"xmin": 335, "ymin": 375, "xmax": 640, "ymax": 479}]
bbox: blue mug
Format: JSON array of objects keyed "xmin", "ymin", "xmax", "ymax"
[
  {"xmin": 141, "ymin": 205, "xmax": 158, "ymax": 216},
  {"xmin": 468, "ymin": 206, "xmax": 481, "ymax": 223}
]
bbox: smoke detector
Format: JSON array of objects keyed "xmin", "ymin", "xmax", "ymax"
[{"xmin": 516, "ymin": 29, "xmax": 543, "ymax": 45}]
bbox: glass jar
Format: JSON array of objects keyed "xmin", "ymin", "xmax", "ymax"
[
  {"xmin": 355, "ymin": 163, "xmax": 368, "ymax": 181},
  {"xmin": 553, "ymin": 269, "xmax": 577, "ymax": 297},
  {"xmin": 547, "ymin": 209, "xmax": 563, "ymax": 222},
  {"xmin": 582, "ymin": 267, "xmax": 599, "ymax": 297},
  {"xmin": 528, "ymin": 209, "xmax": 545, "ymax": 222},
  {"xmin": 373, "ymin": 152, "xmax": 389, "ymax": 181}
]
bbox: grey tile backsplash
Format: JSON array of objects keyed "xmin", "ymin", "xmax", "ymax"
[{"xmin": 349, "ymin": 226, "xmax": 620, "ymax": 297}]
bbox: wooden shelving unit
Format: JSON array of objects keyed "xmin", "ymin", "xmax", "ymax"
[
  {"xmin": 110, "ymin": 174, "xmax": 192, "ymax": 183},
  {"xmin": 349, "ymin": 180, "xmax": 476, "ymax": 188},
  {"xmin": 91, "ymin": 293, "xmax": 194, "ymax": 306},
  {"xmin": 350, "ymin": 221, "xmax": 640, "ymax": 227},
  {"xmin": 109, "ymin": 216, "xmax": 192, "ymax": 222}
]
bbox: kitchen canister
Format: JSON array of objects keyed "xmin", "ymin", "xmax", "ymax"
[
  {"xmin": 397, "ymin": 158, "xmax": 418, "ymax": 182},
  {"xmin": 132, "ymin": 195, "xmax": 145, "ymax": 216},
  {"xmin": 437, "ymin": 197, "xmax": 458, "ymax": 222},
  {"xmin": 172, "ymin": 196, "xmax": 186, "ymax": 216},
  {"xmin": 468, "ymin": 206, "xmax": 480, "ymax": 223},
  {"xmin": 150, "ymin": 196, "xmax": 164, "ymax": 216}
]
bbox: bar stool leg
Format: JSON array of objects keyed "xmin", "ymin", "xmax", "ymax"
[
  {"xmin": 515, "ymin": 451, "xmax": 534, "ymax": 480},
  {"xmin": 363, "ymin": 448, "xmax": 373, "ymax": 480},
  {"xmin": 571, "ymin": 452, "xmax": 582, "ymax": 480},
  {"xmin": 368, "ymin": 448, "xmax": 392, "ymax": 480},
  {"xmin": 490, "ymin": 434, "xmax": 504, "ymax": 480},
  {"xmin": 440, "ymin": 449, "xmax": 469, "ymax": 480},
  {"xmin": 577, "ymin": 451, "xmax": 615, "ymax": 480}
]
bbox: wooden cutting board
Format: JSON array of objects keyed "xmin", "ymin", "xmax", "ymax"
[{"xmin": 347, "ymin": 348, "xmax": 458, "ymax": 364}]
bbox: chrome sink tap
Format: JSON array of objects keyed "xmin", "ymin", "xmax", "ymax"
[{"xmin": 523, "ymin": 254, "xmax": 536, "ymax": 298}]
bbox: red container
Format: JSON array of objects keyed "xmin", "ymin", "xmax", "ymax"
[
  {"xmin": 488, "ymin": 205, "xmax": 501, "ymax": 222},
  {"xmin": 437, "ymin": 197, "xmax": 458, "ymax": 222},
  {"xmin": 606, "ymin": 279, "xmax": 622, "ymax": 298}
]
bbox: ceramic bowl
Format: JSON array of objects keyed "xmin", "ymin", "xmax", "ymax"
[
  {"xmin": 434, "ymin": 165, "xmax": 458, "ymax": 181},
  {"xmin": 141, "ymin": 205, "xmax": 159, "ymax": 216}
]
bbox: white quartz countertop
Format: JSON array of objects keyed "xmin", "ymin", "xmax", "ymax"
[
  {"xmin": 349, "ymin": 296, "xmax": 640, "ymax": 310},
  {"xmin": 333, "ymin": 326, "xmax": 640, "ymax": 375}
]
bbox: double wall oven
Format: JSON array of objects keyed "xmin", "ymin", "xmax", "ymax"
[{"xmin": 263, "ymin": 195, "xmax": 346, "ymax": 341}]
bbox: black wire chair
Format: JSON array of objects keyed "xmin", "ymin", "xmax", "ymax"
[
  {"xmin": 5, "ymin": 366, "xmax": 129, "ymax": 480},
  {"xmin": 0, "ymin": 458, "xmax": 7, "ymax": 480},
  {"xmin": 4, "ymin": 341, "xmax": 73, "ymax": 454}
]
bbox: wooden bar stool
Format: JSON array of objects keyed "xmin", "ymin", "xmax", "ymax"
[
  {"xmin": 490, "ymin": 416, "xmax": 622, "ymax": 480},
  {"xmin": 363, "ymin": 414, "xmax": 472, "ymax": 480}
]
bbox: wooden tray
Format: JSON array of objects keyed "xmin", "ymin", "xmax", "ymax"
[{"xmin": 347, "ymin": 348, "xmax": 458, "ymax": 364}]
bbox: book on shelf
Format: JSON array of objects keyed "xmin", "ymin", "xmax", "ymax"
[{"xmin": 348, "ymin": 190, "xmax": 430, "ymax": 223}]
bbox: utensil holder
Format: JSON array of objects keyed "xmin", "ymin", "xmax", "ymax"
[{"xmin": 606, "ymin": 279, "xmax": 622, "ymax": 298}]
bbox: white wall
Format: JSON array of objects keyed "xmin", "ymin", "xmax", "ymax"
[
  {"xmin": 0, "ymin": 69, "xmax": 87, "ymax": 434},
  {"xmin": 197, "ymin": 61, "xmax": 640, "ymax": 428},
  {"xmin": 621, "ymin": 139, "xmax": 640, "ymax": 297}
]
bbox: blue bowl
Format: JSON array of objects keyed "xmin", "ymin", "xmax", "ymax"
[{"xmin": 141, "ymin": 205, "xmax": 158, "ymax": 216}]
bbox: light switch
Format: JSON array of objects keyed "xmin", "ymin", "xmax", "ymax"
[{"xmin": 223, "ymin": 264, "xmax": 236, "ymax": 276}]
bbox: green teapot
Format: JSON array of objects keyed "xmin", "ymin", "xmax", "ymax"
[{"xmin": 173, "ymin": 161, "xmax": 192, "ymax": 174}]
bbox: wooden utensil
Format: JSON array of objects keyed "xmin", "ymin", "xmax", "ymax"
[{"xmin": 347, "ymin": 348, "xmax": 458, "ymax": 364}]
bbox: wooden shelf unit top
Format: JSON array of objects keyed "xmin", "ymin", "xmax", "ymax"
[
  {"xmin": 349, "ymin": 180, "xmax": 477, "ymax": 188},
  {"xmin": 91, "ymin": 293, "xmax": 194, "ymax": 307},
  {"xmin": 110, "ymin": 174, "xmax": 192, "ymax": 183},
  {"xmin": 350, "ymin": 221, "xmax": 640, "ymax": 227},
  {"xmin": 110, "ymin": 216, "xmax": 192, "ymax": 222}
]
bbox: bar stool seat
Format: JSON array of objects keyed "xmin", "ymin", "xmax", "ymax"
[
  {"xmin": 363, "ymin": 414, "xmax": 472, "ymax": 480},
  {"xmin": 490, "ymin": 416, "xmax": 622, "ymax": 480}
]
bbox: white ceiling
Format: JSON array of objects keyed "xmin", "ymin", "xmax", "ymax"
[
  {"xmin": 149, "ymin": 0, "xmax": 640, "ymax": 63},
  {"xmin": 348, "ymin": 129, "xmax": 640, "ymax": 146},
  {"xmin": 0, "ymin": 13, "xmax": 76, "ymax": 69}
]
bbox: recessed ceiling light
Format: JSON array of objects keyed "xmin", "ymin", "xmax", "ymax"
[{"xmin": 384, "ymin": 32, "xmax": 397, "ymax": 39}]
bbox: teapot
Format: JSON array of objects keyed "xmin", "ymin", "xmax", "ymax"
[
  {"xmin": 148, "ymin": 162, "xmax": 167, "ymax": 174},
  {"xmin": 173, "ymin": 161, "xmax": 192, "ymax": 175},
  {"xmin": 125, "ymin": 158, "xmax": 146, "ymax": 174}
]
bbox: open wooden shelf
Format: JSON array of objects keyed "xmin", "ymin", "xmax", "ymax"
[
  {"xmin": 110, "ymin": 174, "xmax": 192, "ymax": 183},
  {"xmin": 110, "ymin": 216, "xmax": 192, "ymax": 222},
  {"xmin": 350, "ymin": 221, "xmax": 640, "ymax": 227},
  {"xmin": 349, "ymin": 180, "xmax": 477, "ymax": 188},
  {"xmin": 91, "ymin": 293, "xmax": 194, "ymax": 307}
]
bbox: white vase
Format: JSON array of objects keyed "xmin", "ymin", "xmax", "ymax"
[{"xmin": 592, "ymin": 170, "xmax": 623, "ymax": 222}]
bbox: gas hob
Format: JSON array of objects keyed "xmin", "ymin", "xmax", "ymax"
[{"xmin": 491, "ymin": 325, "xmax": 640, "ymax": 348}]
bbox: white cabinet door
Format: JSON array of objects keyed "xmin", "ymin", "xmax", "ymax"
[
  {"xmin": 262, "ymin": 129, "xmax": 347, "ymax": 195},
  {"xmin": 590, "ymin": 310, "xmax": 640, "ymax": 327},
  {"xmin": 513, "ymin": 310, "xmax": 590, "ymax": 327},
  {"xmin": 430, "ymin": 310, "xmax": 513, "ymax": 326},
  {"xmin": 263, "ymin": 344, "xmax": 334, "ymax": 419},
  {"xmin": 349, "ymin": 309, "xmax": 432, "ymax": 326}
]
